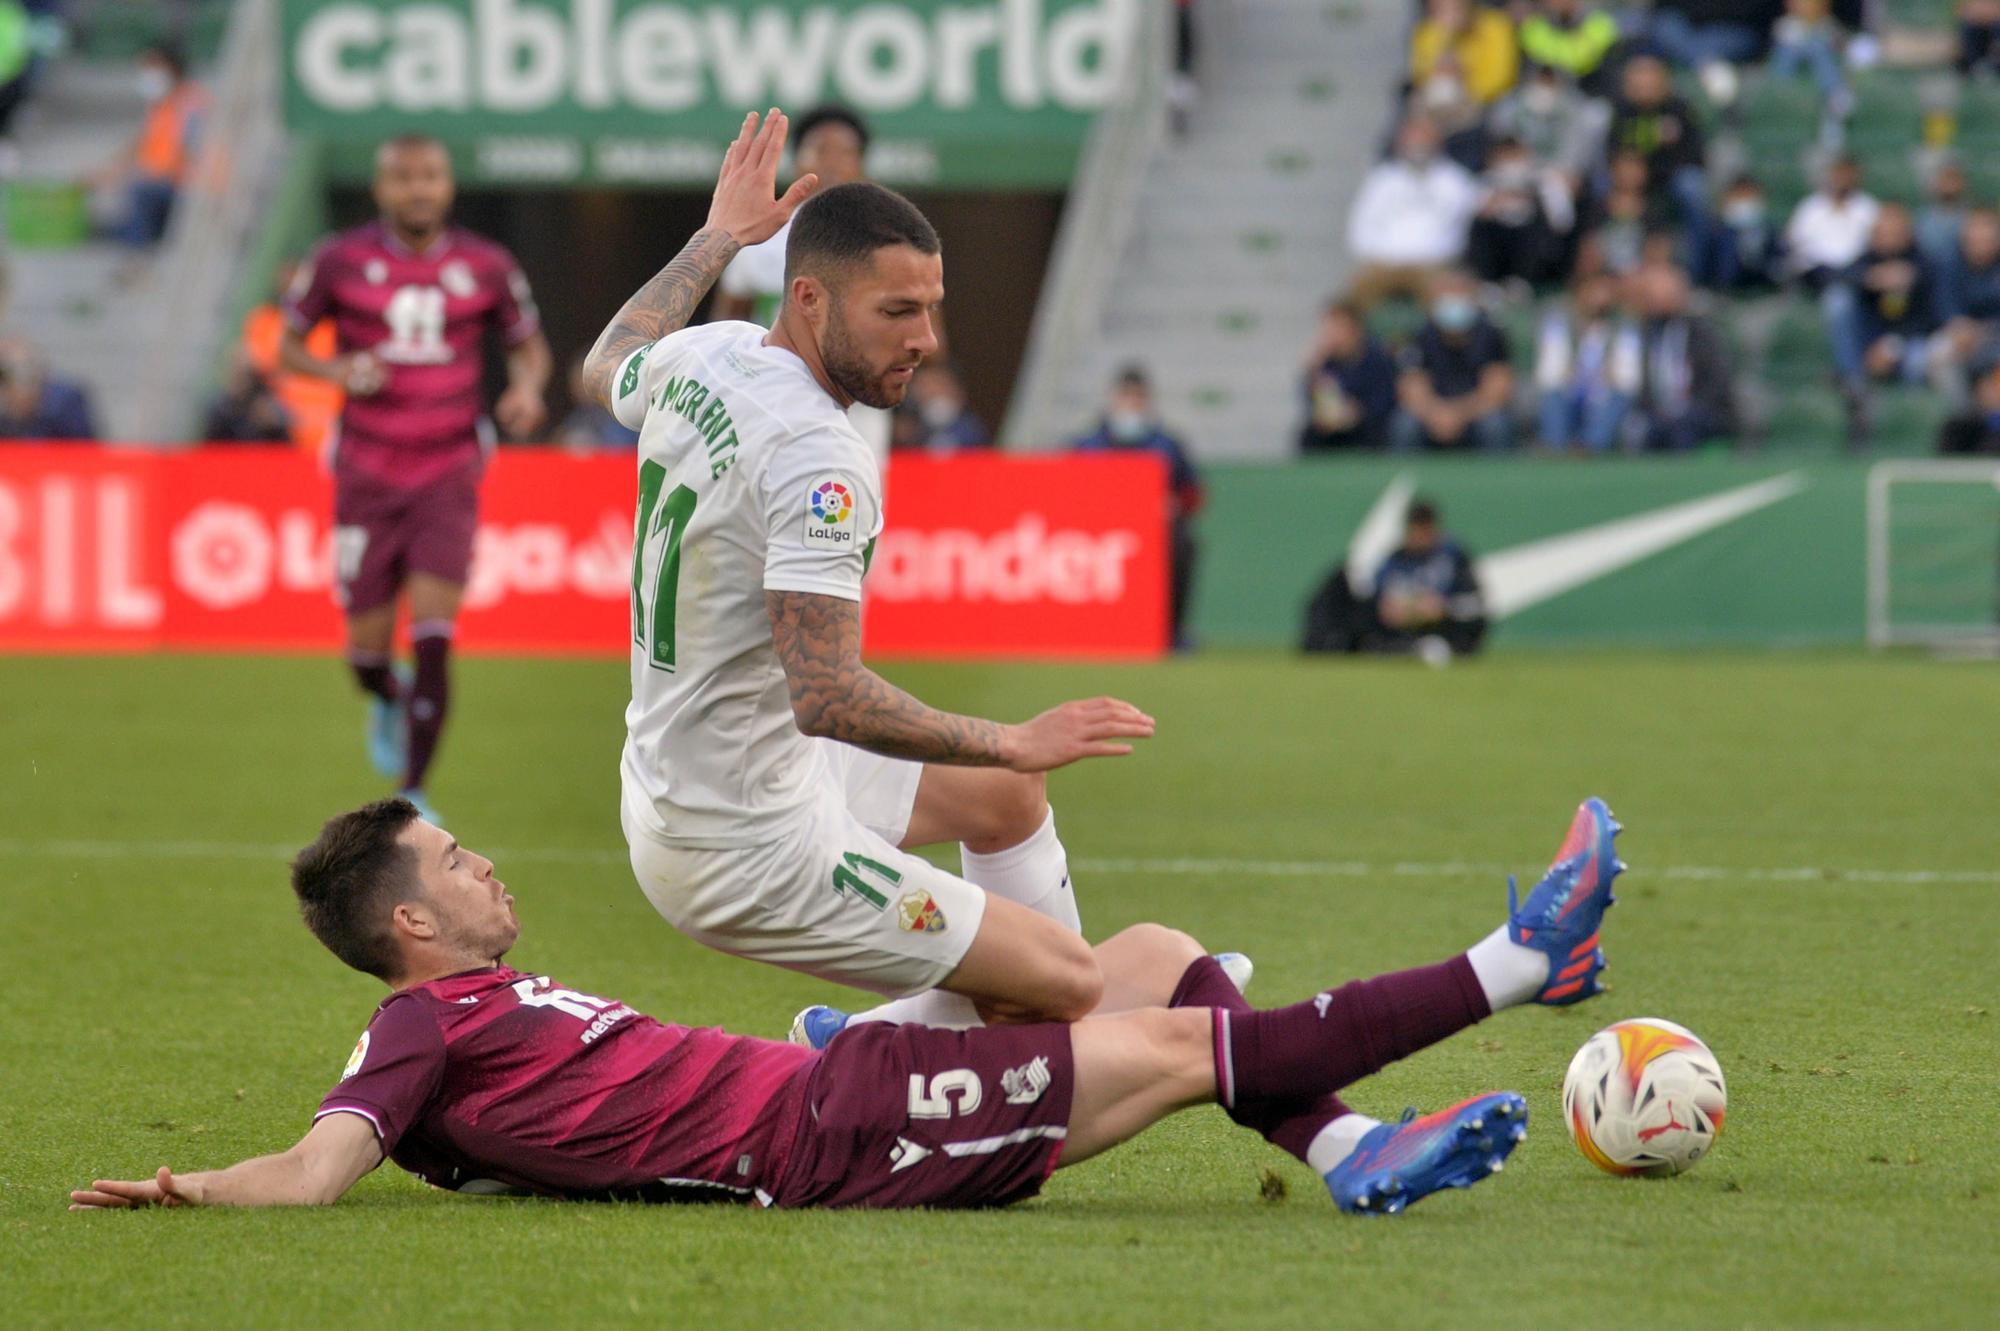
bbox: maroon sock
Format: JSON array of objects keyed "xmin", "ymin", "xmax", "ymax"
[
  {"xmin": 403, "ymin": 627, "xmax": 452, "ymax": 791},
  {"xmin": 1208, "ymin": 955, "xmax": 1491, "ymax": 1111},
  {"xmin": 1168, "ymin": 957, "xmax": 1352, "ymax": 1166},
  {"xmin": 348, "ymin": 650, "xmax": 400, "ymax": 703}
]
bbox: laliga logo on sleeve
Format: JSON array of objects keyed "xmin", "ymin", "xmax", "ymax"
[
  {"xmin": 341, "ymin": 1030, "xmax": 371, "ymax": 1080},
  {"xmin": 804, "ymin": 479, "xmax": 856, "ymax": 550}
]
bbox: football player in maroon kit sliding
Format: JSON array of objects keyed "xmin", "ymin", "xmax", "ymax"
[
  {"xmin": 68, "ymin": 795, "xmax": 1625, "ymax": 1216},
  {"xmin": 279, "ymin": 136, "xmax": 553, "ymax": 821}
]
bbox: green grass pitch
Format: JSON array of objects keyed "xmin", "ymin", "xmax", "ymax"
[{"xmin": 3, "ymin": 650, "xmax": 1996, "ymax": 1329}]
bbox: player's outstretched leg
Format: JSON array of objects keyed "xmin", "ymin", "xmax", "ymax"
[
  {"xmin": 1468, "ymin": 796, "xmax": 1625, "ymax": 1007},
  {"xmin": 1323, "ymin": 1093, "xmax": 1527, "ymax": 1215}
]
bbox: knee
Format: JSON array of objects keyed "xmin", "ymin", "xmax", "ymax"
[
  {"xmin": 964, "ymin": 771, "xmax": 1049, "ymax": 854},
  {"xmin": 1041, "ymin": 936, "xmax": 1104, "ymax": 1022},
  {"xmin": 1106, "ymin": 922, "xmax": 1205, "ymax": 972}
]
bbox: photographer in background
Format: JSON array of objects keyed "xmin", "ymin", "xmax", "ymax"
[{"xmin": 0, "ymin": 336, "xmax": 95, "ymax": 440}]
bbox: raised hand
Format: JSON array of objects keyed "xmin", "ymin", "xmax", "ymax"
[
  {"xmin": 1002, "ymin": 697, "xmax": 1156, "ymax": 773},
  {"xmin": 706, "ymin": 109, "xmax": 821, "ymax": 249},
  {"xmin": 70, "ymin": 1165, "xmax": 205, "ymax": 1211}
]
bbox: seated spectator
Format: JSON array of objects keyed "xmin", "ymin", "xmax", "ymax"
[
  {"xmin": 1577, "ymin": 151, "xmax": 1670, "ymax": 278},
  {"xmin": 1487, "ymin": 64, "xmax": 1610, "ymax": 197},
  {"xmin": 1391, "ymin": 270, "xmax": 1517, "ymax": 453},
  {"xmin": 1705, "ymin": 174, "xmax": 1785, "ymax": 291},
  {"xmin": 1917, "ymin": 160, "xmax": 1969, "ymax": 276},
  {"xmin": 1958, "ymin": 1, "xmax": 2000, "ymax": 77},
  {"xmin": 84, "ymin": 42, "xmax": 206, "ymax": 251},
  {"xmin": 1932, "ymin": 208, "xmax": 2000, "ymax": 404},
  {"xmin": 1631, "ymin": 262, "xmax": 1738, "ymax": 451},
  {"xmin": 1518, "ymin": 0, "xmax": 1621, "ymax": 96},
  {"xmin": 1645, "ymin": 0, "xmax": 1782, "ymax": 106},
  {"xmin": 1299, "ymin": 300, "xmax": 1399, "ymax": 451},
  {"xmin": 1937, "ymin": 345, "xmax": 2000, "ymax": 453},
  {"xmin": 556, "ymin": 351, "xmax": 639, "ymax": 449},
  {"xmin": 900, "ymin": 362, "xmax": 991, "ymax": 453},
  {"xmin": 1768, "ymin": 0, "xmax": 1853, "ymax": 120},
  {"xmin": 1410, "ymin": 0, "xmax": 1519, "ymax": 107},
  {"xmin": 0, "ymin": 336, "xmax": 96, "ymax": 439},
  {"xmin": 1300, "ymin": 499, "xmax": 1487, "ymax": 660},
  {"xmin": 1784, "ymin": 154, "xmax": 1879, "ymax": 291},
  {"xmin": 1827, "ymin": 205, "xmax": 1938, "ymax": 390},
  {"xmin": 201, "ymin": 351, "xmax": 291, "ymax": 443},
  {"xmin": 1345, "ymin": 114, "xmax": 1483, "ymax": 310},
  {"xmin": 1072, "ymin": 366, "xmax": 1204, "ymax": 650},
  {"xmin": 1535, "ymin": 271, "xmax": 1643, "ymax": 452},
  {"xmin": 1606, "ymin": 56, "xmax": 1712, "ymax": 267},
  {"xmin": 1468, "ymin": 136, "xmax": 1567, "ymax": 290}
]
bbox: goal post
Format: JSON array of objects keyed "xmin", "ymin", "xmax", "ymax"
[{"xmin": 1866, "ymin": 460, "xmax": 2000, "ymax": 650}]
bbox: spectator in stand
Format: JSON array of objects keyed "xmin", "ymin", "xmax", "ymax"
[
  {"xmin": 0, "ymin": 336, "xmax": 96, "ymax": 440},
  {"xmin": 1957, "ymin": 1, "xmax": 2000, "ymax": 77},
  {"xmin": 1345, "ymin": 113, "xmax": 1483, "ymax": 310},
  {"xmin": 1299, "ymin": 299, "xmax": 1400, "ymax": 451},
  {"xmin": 1827, "ymin": 205, "xmax": 1938, "ymax": 394},
  {"xmin": 242, "ymin": 260, "xmax": 343, "ymax": 452},
  {"xmin": 1518, "ymin": 0, "xmax": 1621, "ymax": 96},
  {"xmin": 1391, "ymin": 270, "xmax": 1517, "ymax": 453},
  {"xmin": 1932, "ymin": 208, "xmax": 2000, "ymax": 404},
  {"xmin": 1487, "ymin": 64, "xmax": 1610, "ymax": 197},
  {"xmin": 1410, "ymin": 0, "xmax": 1520, "ymax": 107},
  {"xmin": 1705, "ymin": 173, "xmax": 1784, "ymax": 291},
  {"xmin": 1768, "ymin": 0, "xmax": 1854, "ymax": 121},
  {"xmin": 1606, "ymin": 56, "xmax": 1712, "ymax": 268},
  {"xmin": 900, "ymin": 362, "xmax": 991, "ymax": 454},
  {"xmin": 1631, "ymin": 262, "xmax": 1738, "ymax": 451},
  {"xmin": 1072, "ymin": 367, "xmax": 1204, "ymax": 650},
  {"xmin": 84, "ymin": 42, "xmax": 206, "ymax": 250},
  {"xmin": 202, "ymin": 350, "xmax": 292, "ymax": 444},
  {"xmin": 1535, "ymin": 271, "xmax": 1642, "ymax": 453},
  {"xmin": 1784, "ymin": 154, "xmax": 1879, "ymax": 291},
  {"xmin": 1468, "ymin": 136, "xmax": 1567, "ymax": 290},
  {"xmin": 1644, "ymin": 1, "xmax": 1783, "ymax": 107},
  {"xmin": 556, "ymin": 351, "xmax": 639, "ymax": 450},
  {"xmin": 1937, "ymin": 345, "xmax": 2000, "ymax": 453},
  {"xmin": 1918, "ymin": 160, "xmax": 1970, "ymax": 276},
  {"xmin": 1577, "ymin": 150, "xmax": 1670, "ymax": 278}
]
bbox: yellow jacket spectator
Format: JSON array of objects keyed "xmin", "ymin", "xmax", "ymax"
[{"xmin": 1411, "ymin": 0, "xmax": 1520, "ymax": 105}]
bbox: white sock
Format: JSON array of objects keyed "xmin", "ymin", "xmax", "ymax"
[
  {"xmin": 961, "ymin": 806, "xmax": 1079, "ymax": 932},
  {"xmin": 844, "ymin": 989, "xmax": 983, "ymax": 1029},
  {"xmin": 1466, "ymin": 924, "xmax": 1551, "ymax": 1011},
  {"xmin": 1306, "ymin": 1113, "xmax": 1383, "ymax": 1176}
]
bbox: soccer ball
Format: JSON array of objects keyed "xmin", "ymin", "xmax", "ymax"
[{"xmin": 1562, "ymin": 1017, "xmax": 1727, "ymax": 1177}]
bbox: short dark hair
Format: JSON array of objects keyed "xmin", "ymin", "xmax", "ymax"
[
  {"xmin": 1408, "ymin": 498, "xmax": 1440, "ymax": 527},
  {"xmin": 1115, "ymin": 364, "xmax": 1151, "ymax": 392},
  {"xmin": 784, "ymin": 182, "xmax": 938, "ymax": 288},
  {"xmin": 291, "ymin": 799, "xmax": 425, "ymax": 981},
  {"xmin": 795, "ymin": 104, "xmax": 870, "ymax": 154},
  {"xmin": 145, "ymin": 41, "xmax": 188, "ymax": 81},
  {"xmin": 376, "ymin": 133, "xmax": 452, "ymax": 172}
]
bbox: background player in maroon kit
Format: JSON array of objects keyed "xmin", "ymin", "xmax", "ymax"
[
  {"xmin": 68, "ymin": 795, "xmax": 1624, "ymax": 1216},
  {"xmin": 278, "ymin": 136, "xmax": 553, "ymax": 820}
]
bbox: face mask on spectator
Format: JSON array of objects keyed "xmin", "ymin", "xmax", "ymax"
[
  {"xmin": 1524, "ymin": 82, "xmax": 1561, "ymax": 115},
  {"xmin": 1108, "ymin": 410, "xmax": 1153, "ymax": 442},
  {"xmin": 1723, "ymin": 198, "xmax": 1766, "ymax": 228},
  {"xmin": 1433, "ymin": 296, "xmax": 1479, "ymax": 333},
  {"xmin": 137, "ymin": 67, "xmax": 174, "ymax": 101},
  {"xmin": 1420, "ymin": 75, "xmax": 1464, "ymax": 113}
]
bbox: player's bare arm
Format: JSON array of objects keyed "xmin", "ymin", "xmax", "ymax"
[
  {"xmin": 581, "ymin": 109, "xmax": 820, "ymax": 409},
  {"xmin": 277, "ymin": 326, "xmax": 384, "ymax": 396},
  {"xmin": 765, "ymin": 589, "xmax": 1154, "ymax": 771},
  {"xmin": 70, "ymin": 1111, "xmax": 382, "ymax": 1211},
  {"xmin": 497, "ymin": 330, "xmax": 553, "ymax": 438}
]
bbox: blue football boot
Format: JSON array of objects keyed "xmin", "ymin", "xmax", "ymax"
[
  {"xmin": 1507, "ymin": 797, "xmax": 1625, "ymax": 1005},
  {"xmin": 1325, "ymin": 1092, "xmax": 1528, "ymax": 1215}
]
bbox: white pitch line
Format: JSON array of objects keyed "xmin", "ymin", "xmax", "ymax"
[{"xmin": 0, "ymin": 837, "xmax": 1993, "ymax": 886}]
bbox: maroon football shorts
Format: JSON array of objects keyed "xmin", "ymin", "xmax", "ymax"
[
  {"xmin": 771, "ymin": 1021, "xmax": 1075, "ymax": 1211},
  {"xmin": 331, "ymin": 459, "xmax": 482, "ymax": 615}
]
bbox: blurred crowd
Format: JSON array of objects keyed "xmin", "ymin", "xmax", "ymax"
[{"xmin": 1303, "ymin": 0, "xmax": 2000, "ymax": 455}]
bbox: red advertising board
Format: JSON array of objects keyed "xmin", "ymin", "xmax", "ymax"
[{"xmin": 0, "ymin": 446, "xmax": 1167, "ymax": 659}]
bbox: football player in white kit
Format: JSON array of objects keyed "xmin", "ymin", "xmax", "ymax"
[{"xmin": 581, "ymin": 110, "xmax": 1157, "ymax": 1035}]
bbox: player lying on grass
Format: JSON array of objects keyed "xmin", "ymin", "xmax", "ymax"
[{"xmin": 69, "ymin": 797, "xmax": 1622, "ymax": 1218}]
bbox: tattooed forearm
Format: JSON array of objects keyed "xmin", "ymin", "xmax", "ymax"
[
  {"xmin": 580, "ymin": 228, "xmax": 742, "ymax": 408},
  {"xmin": 766, "ymin": 590, "xmax": 1013, "ymax": 766}
]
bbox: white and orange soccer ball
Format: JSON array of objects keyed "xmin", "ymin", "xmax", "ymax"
[{"xmin": 1562, "ymin": 1018, "xmax": 1727, "ymax": 1177}]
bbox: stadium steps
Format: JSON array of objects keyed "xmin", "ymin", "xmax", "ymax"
[{"xmin": 1033, "ymin": 0, "xmax": 1409, "ymax": 458}]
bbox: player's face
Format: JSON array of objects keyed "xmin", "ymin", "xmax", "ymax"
[
  {"xmin": 401, "ymin": 819, "xmax": 519, "ymax": 961},
  {"xmin": 819, "ymin": 245, "xmax": 943, "ymax": 410},
  {"xmin": 373, "ymin": 144, "xmax": 455, "ymax": 238},
  {"xmin": 797, "ymin": 123, "xmax": 866, "ymax": 187}
]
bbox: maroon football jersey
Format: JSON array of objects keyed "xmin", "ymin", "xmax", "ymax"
[
  {"xmin": 316, "ymin": 966, "xmax": 814, "ymax": 1202},
  {"xmin": 284, "ymin": 222, "xmax": 539, "ymax": 488}
]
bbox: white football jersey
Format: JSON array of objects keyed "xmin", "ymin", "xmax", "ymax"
[{"xmin": 612, "ymin": 321, "xmax": 883, "ymax": 848}]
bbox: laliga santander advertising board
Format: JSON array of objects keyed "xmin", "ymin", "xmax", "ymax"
[{"xmin": 0, "ymin": 446, "xmax": 1167, "ymax": 658}]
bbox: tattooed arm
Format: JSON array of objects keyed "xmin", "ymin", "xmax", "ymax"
[
  {"xmin": 580, "ymin": 108, "xmax": 820, "ymax": 410},
  {"xmin": 766, "ymin": 590, "xmax": 1157, "ymax": 772}
]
